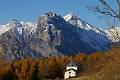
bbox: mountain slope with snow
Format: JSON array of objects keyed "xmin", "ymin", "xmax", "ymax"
[
  {"xmin": 63, "ymin": 13, "xmax": 105, "ymax": 33},
  {"xmin": 64, "ymin": 13, "xmax": 111, "ymax": 51},
  {"xmin": 0, "ymin": 12, "xmax": 114, "ymax": 60},
  {"xmin": 0, "ymin": 25, "xmax": 11, "ymax": 35},
  {"xmin": 105, "ymin": 27, "xmax": 120, "ymax": 42},
  {"xmin": 0, "ymin": 19, "xmax": 37, "ymax": 39}
]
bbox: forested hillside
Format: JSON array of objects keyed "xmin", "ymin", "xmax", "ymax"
[{"xmin": 0, "ymin": 45, "xmax": 120, "ymax": 80}]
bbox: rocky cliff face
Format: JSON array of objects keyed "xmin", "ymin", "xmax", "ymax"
[{"xmin": 0, "ymin": 12, "xmax": 112, "ymax": 60}]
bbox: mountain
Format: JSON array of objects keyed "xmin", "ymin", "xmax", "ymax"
[
  {"xmin": 63, "ymin": 13, "xmax": 111, "ymax": 51},
  {"xmin": 0, "ymin": 19, "xmax": 38, "ymax": 60},
  {"xmin": 63, "ymin": 13, "xmax": 104, "ymax": 32},
  {"xmin": 105, "ymin": 27, "xmax": 120, "ymax": 42},
  {"xmin": 0, "ymin": 12, "xmax": 112, "ymax": 60},
  {"xmin": 0, "ymin": 19, "xmax": 37, "ymax": 39}
]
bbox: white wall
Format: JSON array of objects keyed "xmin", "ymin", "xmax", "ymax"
[
  {"xmin": 64, "ymin": 69, "xmax": 76, "ymax": 79},
  {"xmin": 66, "ymin": 67, "xmax": 77, "ymax": 70}
]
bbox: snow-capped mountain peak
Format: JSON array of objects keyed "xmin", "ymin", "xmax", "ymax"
[
  {"xmin": 0, "ymin": 12, "xmax": 114, "ymax": 59},
  {"xmin": 42, "ymin": 12, "xmax": 59, "ymax": 20},
  {"xmin": 8, "ymin": 19, "xmax": 23, "ymax": 28},
  {"xmin": 0, "ymin": 25, "xmax": 11, "ymax": 35},
  {"xmin": 64, "ymin": 13, "xmax": 91, "ymax": 30},
  {"xmin": 0, "ymin": 20, "xmax": 37, "ymax": 38},
  {"xmin": 63, "ymin": 13, "xmax": 78, "ymax": 21},
  {"xmin": 63, "ymin": 13, "xmax": 105, "ymax": 35},
  {"xmin": 44, "ymin": 12, "xmax": 57, "ymax": 17}
]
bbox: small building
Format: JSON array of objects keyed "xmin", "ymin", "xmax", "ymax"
[{"xmin": 64, "ymin": 61, "xmax": 78, "ymax": 79}]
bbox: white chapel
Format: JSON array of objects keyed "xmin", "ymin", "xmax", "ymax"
[{"xmin": 64, "ymin": 60, "xmax": 78, "ymax": 79}]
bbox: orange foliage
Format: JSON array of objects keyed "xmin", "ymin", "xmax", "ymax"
[{"xmin": 0, "ymin": 48, "xmax": 118, "ymax": 80}]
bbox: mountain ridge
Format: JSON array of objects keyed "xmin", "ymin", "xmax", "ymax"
[{"xmin": 0, "ymin": 12, "xmax": 115, "ymax": 60}]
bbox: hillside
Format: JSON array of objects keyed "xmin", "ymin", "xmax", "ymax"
[
  {"xmin": 67, "ymin": 61, "xmax": 120, "ymax": 80},
  {"xmin": 0, "ymin": 45, "xmax": 120, "ymax": 80},
  {"xmin": 67, "ymin": 46, "xmax": 120, "ymax": 80},
  {"xmin": 68, "ymin": 62, "xmax": 120, "ymax": 80}
]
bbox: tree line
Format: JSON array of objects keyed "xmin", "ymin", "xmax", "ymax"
[{"xmin": 0, "ymin": 49, "xmax": 117, "ymax": 80}]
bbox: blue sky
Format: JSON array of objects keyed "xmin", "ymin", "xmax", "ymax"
[{"xmin": 0, "ymin": 0, "xmax": 113, "ymax": 28}]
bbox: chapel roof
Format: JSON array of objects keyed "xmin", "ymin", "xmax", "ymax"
[{"xmin": 67, "ymin": 60, "xmax": 77, "ymax": 67}]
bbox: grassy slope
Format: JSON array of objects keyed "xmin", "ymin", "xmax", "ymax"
[
  {"xmin": 67, "ymin": 46, "xmax": 120, "ymax": 80},
  {"xmin": 68, "ymin": 61, "xmax": 120, "ymax": 80}
]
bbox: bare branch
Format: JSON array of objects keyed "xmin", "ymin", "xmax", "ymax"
[
  {"xmin": 88, "ymin": 0, "xmax": 120, "ymax": 20},
  {"xmin": 96, "ymin": 6, "xmax": 117, "ymax": 17},
  {"xmin": 116, "ymin": 0, "xmax": 120, "ymax": 19}
]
